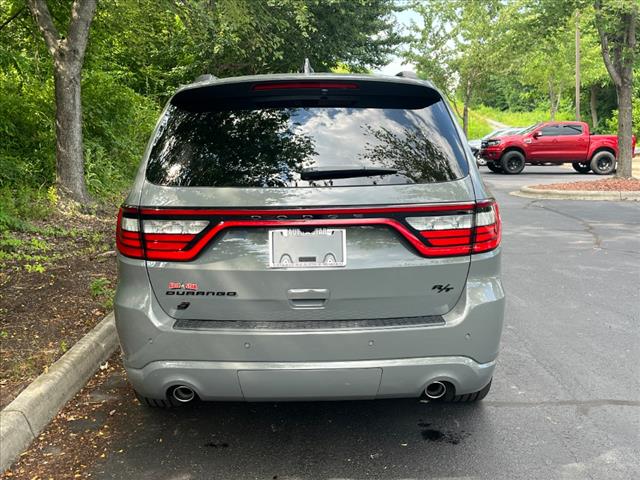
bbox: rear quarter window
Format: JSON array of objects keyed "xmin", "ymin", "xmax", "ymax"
[{"xmin": 146, "ymin": 98, "xmax": 468, "ymax": 188}]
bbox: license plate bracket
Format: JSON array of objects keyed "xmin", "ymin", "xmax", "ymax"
[{"xmin": 268, "ymin": 228, "xmax": 346, "ymax": 268}]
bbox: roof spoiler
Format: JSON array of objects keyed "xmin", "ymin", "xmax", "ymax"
[
  {"xmin": 194, "ymin": 73, "xmax": 217, "ymax": 83},
  {"xmin": 395, "ymin": 71, "xmax": 418, "ymax": 79}
]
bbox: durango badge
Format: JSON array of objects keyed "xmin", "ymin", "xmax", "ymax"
[{"xmin": 165, "ymin": 281, "xmax": 237, "ymax": 297}]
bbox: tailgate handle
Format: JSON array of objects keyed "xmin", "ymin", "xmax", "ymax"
[{"xmin": 287, "ymin": 288, "xmax": 330, "ymax": 309}]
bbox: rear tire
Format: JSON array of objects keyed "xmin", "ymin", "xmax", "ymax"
[
  {"xmin": 572, "ymin": 162, "xmax": 591, "ymax": 174},
  {"xmin": 500, "ymin": 151, "xmax": 525, "ymax": 174},
  {"xmin": 590, "ymin": 151, "xmax": 616, "ymax": 175},
  {"xmin": 487, "ymin": 162, "xmax": 504, "ymax": 173},
  {"xmin": 476, "ymin": 157, "xmax": 487, "ymax": 167}
]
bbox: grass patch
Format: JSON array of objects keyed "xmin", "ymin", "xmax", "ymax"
[
  {"xmin": 455, "ymin": 109, "xmax": 494, "ymax": 139},
  {"xmin": 89, "ymin": 277, "xmax": 115, "ymax": 310},
  {"xmin": 466, "ymin": 111, "xmax": 494, "ymax": 139},
  {"xmin": 473, "ymin": 105, "xmax": 575, "ymax": 128}
]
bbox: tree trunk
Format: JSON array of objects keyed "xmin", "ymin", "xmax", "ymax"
[
  {"xmin": 575, "ymin": 11, "xmax": 581, "ymax": 121},
  {"xmin": 590, "ymin": 85, "xmax": 598, "ymax": 129},
  {"xmin": 615, "ymin": 84, "xmax": 634, "ymax": 178},
  {"xmin": 27, "ymin": 0, "xmax": 96, "ymax": 204},
  {"xmin": 549, "ymin": 82, "xmax": 557, "ymax": 121},
  {"xmin": 54, "ymin": 65, "xmax": 90, "ymax": 203},
  {"xmin": 462, "ymin": 78, "xmax": 472, "ymax": 136},
  {"xmin": 462, "ymin": 103, "xmax": 469, "ymax": 137},
  {"xmin": 593, "ymin": 0, "xmax": 636, "ymax": 178}
]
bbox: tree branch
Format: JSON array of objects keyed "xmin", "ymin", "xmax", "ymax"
[
  {"xmin": 66, "ymin": 0, "xmax": 98, "ymax": 65},
  {"xmin": 0, "ymin": 6, "xmax": 25, "ymax": 32},
  {"xmin": 27, "ymin": 0, "xmax": 60, "ymax": 55},
  {"xmin": 594, "ymin": 0, "xmax": 622, "ymax": 87}
]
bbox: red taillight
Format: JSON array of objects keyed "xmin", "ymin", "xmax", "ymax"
[
  {"xmin": 472, "ymin": 201, "xmax": 501, "ymax": 253},
  {"xmin": 115, "ymin": 201, "xmax": 501, "ymax": 261},
  {"xmin": 407, "ymin": 200, "xmax": 501, "ymax": 257},
  {"xmin": 116, "ymin": 207, "xmax": 144, "ymax": 259},
  {"xmin": 252, "ymin": 82, "xmax": 359, "ymax": 91}
]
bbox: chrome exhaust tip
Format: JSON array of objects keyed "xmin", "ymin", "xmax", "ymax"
[
  {"xmin": 172, "ymin": 385, "xmax": 196, "ymax": 403},
  {"xmin": 424, "ymin": 381, "xmax": 447, "ymax": 399}
]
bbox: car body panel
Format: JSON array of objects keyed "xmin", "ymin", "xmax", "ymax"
[{"xmin": 115, "ymin": 72, "xmax": 504, "ymax": 402}]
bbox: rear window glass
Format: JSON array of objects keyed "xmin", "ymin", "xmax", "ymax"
[{"xmin": 146, "ymin": 100, "xmax": 467, "ymax": 187}]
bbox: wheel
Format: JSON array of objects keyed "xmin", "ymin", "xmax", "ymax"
[
  {"xmin": 486, "ymin": 162, "xmax": 503, "ymax": 173},
  {"xmin": 476, "ymin": 157, "xmax": 487, "ymax": 167},
  {"xmin": 500, "ymin": 150, "xmax": 525, "ymax": 174},
  {"xmin": 590, "ymin": 151, "xmax": 616, "ymax": 175},
  {"xmin": 134, "ymin": 389, "xmax": 182, "ymax": 408},
  {"xmin": 572, "ymin": 162, "xmax": 591, "ymax": 174}
]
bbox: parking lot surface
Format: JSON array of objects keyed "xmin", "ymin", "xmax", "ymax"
[{"xmin": 19, "ymin": 167, "xmax": 640, "ymax": 479}]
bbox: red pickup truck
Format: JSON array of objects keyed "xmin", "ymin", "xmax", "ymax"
[{"xmin": 479, "ymin": 121, "xmax": 636, "ymax": 175}]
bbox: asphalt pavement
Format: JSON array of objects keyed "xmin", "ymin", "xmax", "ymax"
[{"xmin": 64, "ymin": 167, "xmax": 640, "ymax": 479}]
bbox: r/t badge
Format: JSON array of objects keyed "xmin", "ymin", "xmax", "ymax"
[{"xmin": 432, "ymin": 284, "xmax": 454, "ymax": 293}]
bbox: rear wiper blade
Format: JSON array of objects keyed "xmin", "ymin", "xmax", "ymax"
[{"xmin": 300, "ymin": 166, "xmax": 398, "ymax": 181}]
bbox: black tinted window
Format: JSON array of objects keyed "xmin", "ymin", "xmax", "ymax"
[
  {"xmin": 540, "ymin": 126, "xmax": 560, "ymax": 136},
  {"xmin": 146, "ymin": 100, "xmax": 467, "ymax": 187},
  {"xmin": 560, "ymin": 124, "xmax": 583, "ymax": 135}
]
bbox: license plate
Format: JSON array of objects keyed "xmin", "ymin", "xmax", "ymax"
[{"xmin": 269, "ymin": 228, "xmax": 346, "ymax": 268}]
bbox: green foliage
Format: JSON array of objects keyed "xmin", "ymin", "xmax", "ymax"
[
  {"xmin": 455, "ymin": 111, "xmax": 493, "ymax": 139},
  {"xmin": 0, "ymin": 228, "xmax": 59, "ymax": 270},
  {"xmin": 89, "ymin": 277, "xmax": 115, "ymax": 309},
  {"xmin": 89, "ymin": 277, "xmax": 111, "ymax": 297},
  {"xmin": 406, "ymin": 0, "xmax": 634, "ymax": 127},
  {"xmin": 1, "ymin": 0, "xmax": 400, "ymax": 221},
  {"xmin": 604, "ymin": 96, "xmax": 640, "ymax": 138},
  {"xmin": 24, "ymin": 263, "xmax": 46, "ymax": 274},
  {"xmin": 0, "ymin": 187, "xmax": 55, "ymax": 230},
  {"xmin": 474, "ymin": 106, "xmax": 575, "ymax": 128}
]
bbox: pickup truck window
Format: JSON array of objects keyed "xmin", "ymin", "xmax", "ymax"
[
  {"xmin": 559, "ymin": 124, "xmax": 583, "ymax": 135},
  {"xmin": 539, "ymin": 124, "xmax": 583, "ymax": 137},
  {"xmin": 540, "ymin": 126, "xmax": 560, "ymax": 136}
]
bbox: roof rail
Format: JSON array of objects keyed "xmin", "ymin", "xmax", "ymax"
[
  {"xmin": 300, "ymin": 58, "xmax": 314, "ymax": 74},
  {"xmin": 395, "ymin": 71, "xmax": 418, "ymax": 79},
  {"xmin": 194, "ymin": 73, "xmax": 217, "ymax": 83}
]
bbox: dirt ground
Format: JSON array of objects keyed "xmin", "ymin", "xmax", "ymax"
[
  {"xmin": 0, "ymin": 209, "xmax": 118, "ymax": 409},
  {"xmin": 0, "ymin": 354, "xmax": 131, "ymax": 479}
]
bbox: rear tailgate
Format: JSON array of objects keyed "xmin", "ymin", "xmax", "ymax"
[
  {"xmin": 126, "ymin": 76, "xmax": 488, "ymax": 324},
  {"xmin": 138, "ymin": 182, "xmax": 477, "ymax": 322}
]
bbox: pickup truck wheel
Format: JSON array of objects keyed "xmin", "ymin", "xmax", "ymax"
[
  {"xmin": 590, "ymin": 151, "xmax": 616, "ymax": 175},
  {"xmin": 572, "ymin": 162, "xmax": 591, "ymax": 174},
  {"xmin": 476, "ymin": 157, "xmax": 488, "ymax": 167},
  {"xmin": 486, "ymin": 162, "xmax": 503, "ymax": 173},
  {"xmin": 500, "ymin": 151, "xmax": 525, "ymax": 174}
]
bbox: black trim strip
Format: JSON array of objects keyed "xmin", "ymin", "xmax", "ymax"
[{"xmin": 173, "ymin": 315, "xmax": 445, "ymax": 331}]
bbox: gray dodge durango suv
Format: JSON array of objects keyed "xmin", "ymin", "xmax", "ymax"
[{"xmin": 114, "ymin": 71, "xmax": 505, "ymax": 407}]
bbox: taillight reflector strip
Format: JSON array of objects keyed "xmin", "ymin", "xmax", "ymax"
[{"xmin": 115, "ymin": 201, "xmax": 501, "ymax": 261}]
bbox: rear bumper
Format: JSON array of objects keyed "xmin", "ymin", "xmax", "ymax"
[
  {"xmin": 115, "ymin": 249, "xmax": 504, "ymax": 401},
  {"xmin": 127, "ymin": 356, "xmax": 496, "ymax": 401}
]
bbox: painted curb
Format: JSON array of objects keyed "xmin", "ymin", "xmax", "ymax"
[
  {"xmin": 513, "ymin": 186, "xmax": 640, "ymax": 201},
  {"xmin": 0, "ymin": 313, "xmax": 117, "ymax": 472}
]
